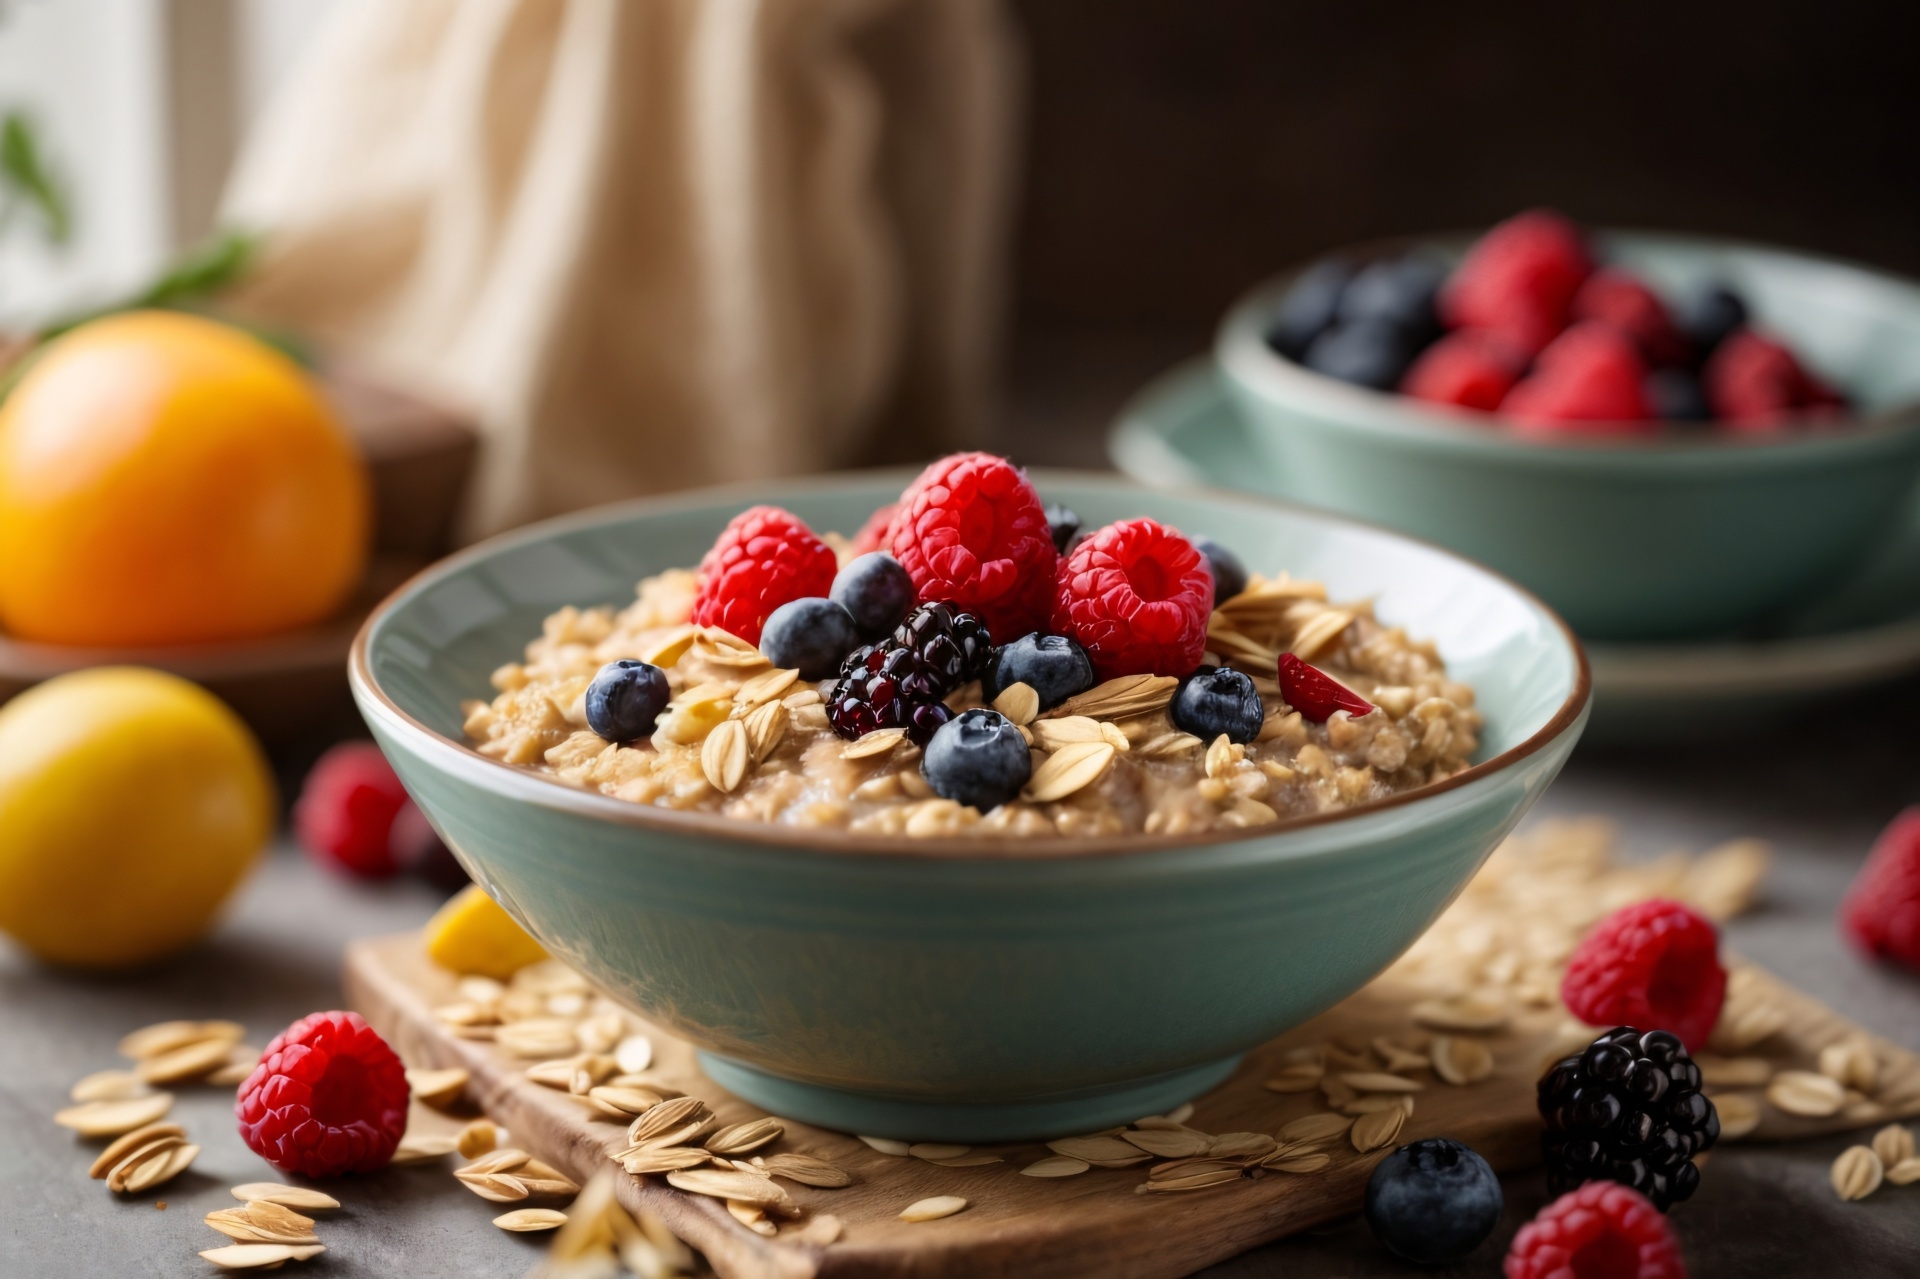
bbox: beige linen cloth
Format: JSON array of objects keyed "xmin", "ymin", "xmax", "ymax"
[{"xmin": 222, "ymin": 0, "xmax": 1019, "ymax": 538}]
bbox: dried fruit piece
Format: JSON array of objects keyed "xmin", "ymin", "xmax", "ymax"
[{"xmin": 1276, "ymin": 653, "xmax": 1374, "ymax": 724}]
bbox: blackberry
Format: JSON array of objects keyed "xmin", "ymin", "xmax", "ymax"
[
  {"xmin": 825, "ymin": 602, "xmax": 991, "ymax": 744},
  {"xmin": 1539, "ymin": 1026, "xmax": 1718, "ymax": 1211}
]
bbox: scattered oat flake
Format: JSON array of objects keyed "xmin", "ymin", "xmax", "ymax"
[
  {"xmin": 859, "ymin": 1135, "xmax": 911, "ymax": 1156},
  {"xmin": 1338, "ymin": 1071, "xmax": 1423, "ymax": 1093},
  {"xmin": 1831, "ymin": 1146, "xmax": 1884, "ymax": 1201},
  {"xmin": 1264, "ymin": 1151, "xmax": 1331, "ymax": 1173},
  {"xmin": 119, "ymin": 1019, "xmax": 243, "ymax": 1061},
  {"xmin": 231, "ymin": 1184, "xmax": 340, "ymax": 1211},
  {"xmin": 54, "ymin": 1092, "xmax": 174, "ymax": 1137},
  {"xmin": 1023, "ymin": 741, "xmax": 1116, "ymax": 803},
  {"xmin": 1350, "ymin": 1106, "xmax": 1406, "ymax": 1152},
  {"xmin": 907, "ymin": 1142, "xmax": 969, "ymax": 1161},
  {"xmin": 69, "ymin": 1069, "xmax": 150, "ymax": 1104},
  {"xmin": 1411, "ymin": 996, "xmax": 1508, "ymax": 1033},
  {"xmin": 405, "ymin": 1067, "xmax": 469, "ymax": 1109},
  {"xmin": 1279, "ymin": 1113, "xmax": 1352, "ymax": 1144},
  {"xmin": 615, "ymin": 1035, "xmax": 654, "ymax": 1074},
  {"xmin": 390, "ymin": 1134, "xmax": 459, "ymax": 1164},
  {"xmin": 1430, "ymin": 1035, "xmax": 1493, "ymax": 1085},
  {"xmin": 1713, "ymin": 1094, "xmax": 1762, "ymax": 1141},
  {"xmin": 457, "ymin": 1118, "xmax": 500, "ymax": 1157},
  {"xmin": 1020, "ymin": 1156, "xmax": 1090, "ymax": 1178},
  {"xmin": 1871, "ymin": 1124, "xmax": 1915, "ymax": 1168},
  {"xmin": 1888, "ymin": 1158, "xmax": 1920, "ymax": 1186},
  {"xmin": 198, "ymin": 1243, "xmax": 325, "ymax": 1270},
  {"xmin": 899, "ymin": 1195, "xmax": 967, "ymax": 1222},
  {"xmin": 136, "ymin": 1036, "xmax": 235, "ymax": 1085},
  {"xmin": 1767, "ymin": 1071, "xmax": 1846, "ymax": 1117},
  {"xmin": 756, "ymin": 1152, "xmax": 852, "ymax": 1187},
  {"xmin": 88, "ymin": 1123, "xmax": 184, "ymax": 1179}
]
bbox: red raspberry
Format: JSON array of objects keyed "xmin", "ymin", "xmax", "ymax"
[
  {"xmin": 1841, "ymin": 807, "xmax": 1920, "ymax": 970},
  {"xmin": 691, "ymin": 505, "xmax": 838, "ymax": 646},
  {"xmin": 1505, "ymin": 1181, "xmax": 1687, "ymax": 1279},
  {"xmin": 1277, "ymin": 653, "xmax": 1375, "ymax": 723},
  {"xmin": 1441, "ymin": 209, "xmax": 1593, "ymax": 356},
  {"xmin": 1502, "ymin": 324, "xmax": 1657, "ymax": 432},
  {"xmin": 1052, "ymin": 518, "xmax": 1212, "ymax": 680},
  {"xmin": 848, "ymin": 501, "xmax": 900, "ymax": 557},
  {"xmin": 1571, "ymin": 268, "xmax": 1690, "ymax": 367},
  {"xmin": 236, "ymin": 1011, "xmax": 409, "ymax": 1177},
  {"xmin": 1561, "ymin": 900, "xmax": 1726, "ymax": 1051},
  {"xmin": 1400, "ymin": 329, "xmax": 1527, "ymax": 411},
  {"xmin": 294, "ymin": 742, "xmax": 410, "ymax": 878},
  {"xmin": 1702, "ymin": 330, "xmax": 1844, "ymax": 428},
  {"xmin": 890, "ymin": 453, "xmax": 1057, "ymax": 641}
]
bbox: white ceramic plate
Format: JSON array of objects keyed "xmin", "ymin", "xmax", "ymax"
[{"xmin": 1110, "ymin": 358, "xmax": 1920, "ymax": 743}]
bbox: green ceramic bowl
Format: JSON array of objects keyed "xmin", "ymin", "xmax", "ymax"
[
  {"xmin": 1217, "ymin": 231, "xmax": 1920, "ymax": 641},
  {"xmin": 350, "ymin": 472, "xmax": 1589, "ymax": 1141}
]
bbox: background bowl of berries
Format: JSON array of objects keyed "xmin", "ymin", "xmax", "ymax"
[
  {"xmin": 351, "ymin": 470, "xmax": 1588, "ymax": 1141},
  {"xmin": 1215, "ymin": 211, "xmax": 1920, "ymax": 641}
]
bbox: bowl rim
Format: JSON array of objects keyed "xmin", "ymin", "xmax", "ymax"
[
  {"xmin": 1218, "ymin": 226, "xmax": 1920, "ymax": 463},
  {"xmin": 349, "ymin": 468, "xmax": 1592, "ymax": 861}
]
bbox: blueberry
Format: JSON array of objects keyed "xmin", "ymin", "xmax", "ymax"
[
  {"xmin": 585, "ymin": 660, "xmax": 671, "ymax": 743},
  {"xmin": 1646, "ymin": 368, "xmax": 1712, "ymax": 422},
  {"xmin": 830, "ymin": 553, "xmax": 915, "ymax": 639},
  {"xmin": 1363, "ymin": 1138, "xmax": 1503, "ymax": 1267},
  {"xmin": 1170, "ymin": 665, "xmax": 1264, "ymax": 744},
  {"xmin": 1337, "ymin": 255, "xmax": 1445, "ymax": 346},
  {"xmin": 1674, "ymin": 284, "xmax": 1748, "ymax": 360},
  {"xmin": 760, "ymin": 597, "xmax": 861, "ymax": 679},
  {"xmin": 1303, "ymin": 319, "xmax": 1419, "ymax": 391},
  {"xmin": 1043, "ymin": 503, "xmax": 1082, "ymax": 555},
  {"xmin": 1191, "ymin": 536, "xmax": 1247, "ymax": 607},
  {"xmin": 1266, "ymin": 258, "xmax": 1354, "ymax": 361},
  {"xmin": 920, "ymin": 708, "xmax": 1032, "ymax": 811},
  {"xmin": 981, "ymin": 633, "xmax": 1095, "ymax": 711}
]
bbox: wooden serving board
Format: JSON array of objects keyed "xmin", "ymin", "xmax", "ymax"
[{"xmin": 346, "ymin": 932, "xmax": 1920, "ymax": 1279}]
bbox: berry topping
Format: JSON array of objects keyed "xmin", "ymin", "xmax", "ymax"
[
  {"xmin": 1703, "ymin": 329, "xmax": 1844, "ymax": 428},
  {"xmin": 585, "ymin": 660, "xmax": 671, "ymax": 744},
  {"xmin": 1841, "ymin": 806, "xmax": 1920, "ymax": 970},
  {"xmin": 1673, "ymin": 284, "xmax": 1748, "ymax": 361},
  {"xmin": 1191, "ymin": 536, "xmax": 1248, "ymax": 606},
  {"xmin": 1505, "ymin": 1181, "xmax": 1687, "ymax": 1279},
  {"xmin": 1571, "ymin": 268, "xmax": 1690, "ymax": 367},
  {"xmin": 1043, "ymin": 503, "xmax": 1083, "ymax": 555},
  {"xmin": 1538, "ymin": 1026, "xmax": 1718, "ymax": 1212},
  {"xmin": 890, "ymin": 453, "xmax": 1058, "ymax": 641},
  {"xmin": 1052, "ymin": 518, "xmax": 1213, "ymax": 680},
  {"xmin": 1266, "ymin": 259, "xmax": 1354, "ymax": 360},
  {"xmin": 1644, "ymin": 369, "xmax": 1712, "ymax": 423},
  {"xmin": 981, "ymin": 633, "xmax": 1095, "ymax": 711},
  {"xmin": 920, "ymin": 708, "xmax": 1032, "ymax": 812},
  {"xmin": 1364, "ymin": 1137, "xmax": 1503, "ymax": 1266},
  {"xmin": 1336, "ymin": 255, "xmax": 1446, "ymax": 347},
  {"xmin": 1276, "ymin": 652, "xmax": 1374, "ymax": 724},
  {"xmin": 1303, "ymin": 318, "xmax": 1421, "ymax": 391},
  {"xmin": 848, "ymin": 502, "xmax": 900, "ymax": 557},
  {"xmin": 691, "ymin": 506, "xmax": 838, "ymax": 646},
  {"xmin": 1441, "ymin": 208, "xmax": 1593, "ymax": 356},
  {"xmin": 1502, "ymin": 323, "xmax": 1657, "ymax": 431},
  {"xmin": 293, "ymin": 742, "xmax": 411, "ymax": 879},
  {"xmin": 1170, "ymin": 665, "xmax": 1265, "ymax": 744},
  {"xmin": 1400, "ymin": 329, "xmax": 1527, "ymax": 412},
  {"xmin": 1561, "ymin": 900, "xmax": 1726, "ymax": 1051},
  {"xmin": 825, "ymin": 603, "xmax": 989, "ymax": 744},
  {"xmin": 759, "ymin": 597, "xmax": 861, "ymax": 679},
  {"xmin": 831, "ymin": 552, "xmax": 917, "ymax": 639},
  {"xmin": 236, "ymin": 1010, "xmax": 410, "ymax": 1177}
]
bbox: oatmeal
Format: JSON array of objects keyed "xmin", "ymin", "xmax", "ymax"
[{"xmin": 461, "ymin": 566, "xmax": 1482, "ymax": 840}]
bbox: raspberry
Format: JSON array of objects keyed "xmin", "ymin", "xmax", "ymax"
[
  {"xmin": 1502, "ymin": 324, "xmax": 1657, "ymax": 432},
  {"xmin": 293, "ymin": 742, "xmax": 410, "ymax": 878},
  {"xmin": 1051, "ymin": 518, "xmax": 1212, "ymax": 680},
  {"xmin": 1441, "ymin": 209, "xmax": 1593, "ymax": 356},
  {"xmin": 1702, "ymin": 329, "xmax": 1845, "ymax": 428},
  {"xmin": 1561, "ymin": 901, "xmax": 1726, "ymax": 1051},
  {"xmin": 1841, "ymin": 807, "xmax": 1920, "ymax": 969},
  {"xmin": 1277, "ymin": 652, "xmax": 1375, "ymax": 723},
  {"xmin": 1572, "ymin": 268, "xmax": 1690, "ymax": 367},
  {"xmin": 1400, "ymin": 329, "xmax": 1527, "ymax": 411},
  {"xmin": 236, "ymin": 1010, "xmax": 409, "ymax": 1177},
  {"xmin": 848, "ymin": 501, "xmax": 900, "ymax": 557},
  {"xmin": 691, "ymin": 506, "xmax": 838, "ymax": 646},
  {"xmin": 1505, "ymin": 1181, "xmax": 1687, "ymax": 1279},
  {"xmin": 890, "ymin": 453, "xmax": 1057, "ymax": 641}
]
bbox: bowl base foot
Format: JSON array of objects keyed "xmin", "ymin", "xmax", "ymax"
[{"xmin": 695, "ymin": 1051, "xmax": 1244, "ymax": 1143}]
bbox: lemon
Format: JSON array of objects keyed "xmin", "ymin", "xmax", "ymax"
[
  {"xmin": 0, "ymin": 668, "xmax": 275, "ymax": 968},
  {"xmin": 424, "ymin": 884, "xmax": 549, "ymax": 978}
]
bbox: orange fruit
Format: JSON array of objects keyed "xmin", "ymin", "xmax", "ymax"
[{"xmin": 0, "ymin": 310, "xmax": 370, "ymax": 646}]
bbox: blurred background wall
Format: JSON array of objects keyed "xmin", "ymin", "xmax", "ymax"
[{"xmin": 5, "ymin": 0, "xmax": 1916, "ymax": 464}]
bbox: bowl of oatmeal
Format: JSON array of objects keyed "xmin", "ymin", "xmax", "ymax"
[
  {"xmin": 350, "ymin": 465, "xmax": 1588, "ymax": 1140},
  {"xmin": 1216, "ymin": 217, "xmax": 1920, "ymax": 641}
]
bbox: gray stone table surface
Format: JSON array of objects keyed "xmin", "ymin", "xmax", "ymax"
[{"xmin": 5, "ymin": 688, "xmax": 1919, "ymax": 1278}]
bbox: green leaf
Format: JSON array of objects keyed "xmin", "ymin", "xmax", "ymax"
[
  {"xmin": 1, "ymin": 110, "xmax": 71, "ymax": 244},
  {"xmin": 38, "ymin": 229, "xmax": 261, "ymax": 339}
]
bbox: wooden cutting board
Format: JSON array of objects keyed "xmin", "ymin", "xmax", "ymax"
[{"xmin": 346, "ymin": 926, "xmax": 1920, "ymax": 1279}]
